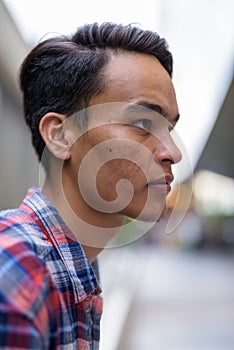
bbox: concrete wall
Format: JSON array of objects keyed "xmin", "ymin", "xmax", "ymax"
[
  {"xmin": 0, "ymin": 0, "xmax": 38, "ymax": 209},
  {"xmin": 0, "ymin": 80, "xmax": 38, "ymax": 210}
]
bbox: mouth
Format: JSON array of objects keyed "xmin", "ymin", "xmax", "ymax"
[{"xmin": 147, "ymin": 174, "xmax": 174, "ymax": 194}]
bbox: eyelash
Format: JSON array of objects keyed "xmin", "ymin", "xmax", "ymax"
[
  {"xmin": 168, "ymin": 125, "xmax": 174, "ymax": 133},
  {"xmin": 131, "ymin": 119, "xmax": 176, "ymax": 134}
]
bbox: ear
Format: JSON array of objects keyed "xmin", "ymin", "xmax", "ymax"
[{"xmin": 39, "ymin": 112, "xmax": 73, "ymax": 160}]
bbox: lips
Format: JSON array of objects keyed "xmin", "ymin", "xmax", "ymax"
[{"xmin": 147, "ymin": 174, "xmax": 174, "ymax": 194}]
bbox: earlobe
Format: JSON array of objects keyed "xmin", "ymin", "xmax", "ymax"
[{"xmin": 39, "ymin": 112, "xmax": 72, "ymax": 161}]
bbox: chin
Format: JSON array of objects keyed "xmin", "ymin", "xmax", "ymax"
[
  {"xmin": 158, "ymin": 204, "xmax": 169, "ymax": 219},
  {"xmin": 119, "ymin": 189, "xmax": 168, "ymax": 222},
  {"xmin": 123, "ymin": 204, "xmax": 167, "ymax": 223}
]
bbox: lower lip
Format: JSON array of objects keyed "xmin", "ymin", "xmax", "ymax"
[{"xmin": 148, "ymin": 183, "xmax": 171, "ymax": 194}]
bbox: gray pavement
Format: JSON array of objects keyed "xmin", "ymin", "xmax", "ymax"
[{"xmin": 118, "ymin": 245, "xmax": 234, "ymax": 350}]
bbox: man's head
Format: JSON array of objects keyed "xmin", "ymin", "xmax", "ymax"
[
  {"xmin": 19, "ymin": 22, "xmax": 173, "ymax": 162},
  {"xmin": 19, "ymin": 22, "xmax": 181, "ymax": 224}
]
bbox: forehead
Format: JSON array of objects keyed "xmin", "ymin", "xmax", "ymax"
[{"xmin": 89, "ymin": 52, "xmax": 178, "ymax": 118}]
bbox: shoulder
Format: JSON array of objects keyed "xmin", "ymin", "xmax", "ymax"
[
  {"xmin": 0, "ymin": 207, "xmax": 51, "ymax": 257},
  {"xmin": 0, "ymin": 207, "xmax": 56, "ymax": 312},
  {"xmin": 0, "ymin": 231, "xmax": 57, "ymax": 319}
]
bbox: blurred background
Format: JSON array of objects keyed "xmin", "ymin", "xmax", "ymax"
[{"xmin": 0, "ymin": 0, "xmax": 234, "ymax": 349}]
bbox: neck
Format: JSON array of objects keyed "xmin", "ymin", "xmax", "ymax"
[{"xmin": 42, "ymin": 174, "xmax": 124, "ymax": 262}]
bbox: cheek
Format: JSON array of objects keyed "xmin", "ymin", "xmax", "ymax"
[{"xmin": 96, "ymin": 159, "xmax": 147, "ymax": 201}]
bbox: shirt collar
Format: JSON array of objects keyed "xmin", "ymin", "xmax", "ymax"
[{"xmin": 22, "ymin": 187, "xmax": 101, "ymax": 303}]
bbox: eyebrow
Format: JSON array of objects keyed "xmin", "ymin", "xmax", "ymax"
[{"xmin": 127, "ymin": 101, "xmax": 180, "ymax": 124}]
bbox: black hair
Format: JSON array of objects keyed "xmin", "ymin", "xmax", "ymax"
[{"xmin": 19, "ymin": 22, "xmax": 173, "ymax": 162}]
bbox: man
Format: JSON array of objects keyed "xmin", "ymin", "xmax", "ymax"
[{"xmin": 0, "ymin": 23, "xmax": 181, "ymax": 348}]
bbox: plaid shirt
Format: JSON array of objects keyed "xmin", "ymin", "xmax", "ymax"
[{"xmin": 0, "ymin": 188, "xmax": 103, "ymax": 349}]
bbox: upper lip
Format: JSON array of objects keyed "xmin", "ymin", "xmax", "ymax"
[{"xmin": 148, "ymin": 174, "xmax": 174, "ymax": 186}]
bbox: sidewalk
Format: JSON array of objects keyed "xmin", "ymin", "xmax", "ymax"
[
  {"xmin": 118, "ymin": 245, "xmax": 234, "ymax": 350},
  {"xmin": 99, "ymin": 247, "xmax": 141, "ymax": 350}
]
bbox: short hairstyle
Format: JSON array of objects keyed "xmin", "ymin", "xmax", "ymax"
[{"xmin": 19, "ymin": 22, "xmax": 173, "ymax": 162}]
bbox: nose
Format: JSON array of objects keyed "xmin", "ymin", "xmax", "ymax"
[{"xmin": 152, "ymin": 133, "xmax": 182, "ymax": 165}]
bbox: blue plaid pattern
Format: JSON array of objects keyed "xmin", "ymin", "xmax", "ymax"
[{"xmin": 0, "ymin": 188, "xmax": 103, "ymax": 349}]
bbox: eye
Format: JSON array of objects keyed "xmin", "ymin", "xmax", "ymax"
[{"xmin": 131, "ymin": 119, "xmax": 152, "ymax": 132}]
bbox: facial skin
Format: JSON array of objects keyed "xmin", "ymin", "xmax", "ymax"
[
  {"xmin": 40, "ymin": 52, "xmax": 182, "ymax": 260},
  {"xmin": 67, "ymin": 53, "xmax": 181, "ymax": 218}
]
